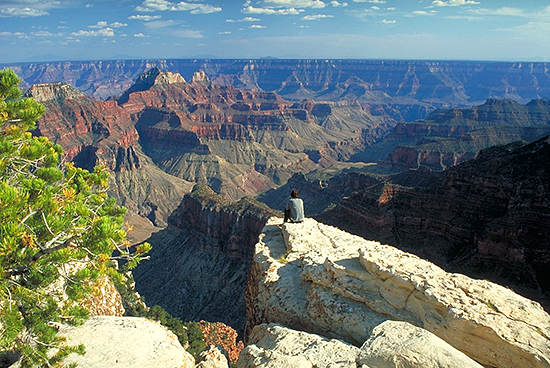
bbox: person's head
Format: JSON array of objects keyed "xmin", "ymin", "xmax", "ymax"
[{"xmin": 291, "ymin": 189, "xmax": 299, "ymax": 199}]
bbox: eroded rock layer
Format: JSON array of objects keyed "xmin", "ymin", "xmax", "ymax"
[
  {"xmin": 318, "ymin": 136, "xmax": 550, "ymax": 302},
  {"xmin": 133, "ymin": 185, "xmax": 279, "ymax": 336},
  {"xmin": 245, "ymin": 217, "xmax": 550, "ymax": 368}
]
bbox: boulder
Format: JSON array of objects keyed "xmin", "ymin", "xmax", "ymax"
[
  {"xmin": 54, "ymin": 316, "xmax": 195, "ymax": 368},
  {"xmin": 196, "ymin": 345, "xmax": 229, "ymax": 368},
  {"xmin": 245, "ymin": 217, "xmax": 550, "ymax": 368},
  {"xmin": 358, "ymin": 320, "xmax": 483, "ymax": 368},
  {"xmin": 237, "ymin": 323, "xmax": 359, "ymax": 368}
]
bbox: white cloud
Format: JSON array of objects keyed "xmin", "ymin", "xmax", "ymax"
[
  {"xmin": 301, "ymin": 14, "xmax": 334, "ymax": 20},
  {"xmin": 171, "ymin": 29, "xmax": 203, "ymax": 38},
  {"xmin": 0, "ymin": 31, "xmax": 28, "ymax": 38},
  {"xmin": 143, "ymin": 20, "xmax": 179, "ymax": 28},
  {"xmin": 227, "ymin": 16, "xmax": 261, "ymax": 22},
  {"xmin": 136, "ymin": 0, "xmax": 221, "ymax": 14},
  {"xmin": 330, "ymin": 1, "xmax": 348, "ymax": 6},
  {"xmin": 111, "ymin": 22, "xmax": 127, "ymax": 28},
  {"xmin": 89, "ymin": 21, "xmax": 127, "ymax": 29},
  {"xmin": 0, "ymin": 7, "xmax": 49, "ymax": 17},
  {"xmin": 468, "ymin": 7, "xmax": 527, "ymax": 17},
  {"xmin": 89, "ymin": 21, "xmax": 109, "ymax": 28},
  {"xmin": 412, "ymin": 10, "xmax": 437, "ymax": 16},
  {"xmin": 432, "ymin": 0, "xmax": 479, "ymax": 7},
  {"xmin": 32, "ymin": 30, "xmax": 56, "ymax": 36},
  {"xmin": 128, "ymin": 14, "xmax": 162, "ymax": 21},
  {"xmin": 219, "ymin": 31, "xmax": 231, "ymax": 34},
  {"xmin": 134, "ymin": 33, "xmax": 148, "ymax": 37},
  {"xmin": 353, "ymin": 0, "xmax": 385, "ymax": 3},
  {"xmin": 250, "ymin": 24, "xmax": 267, "ymax": 28},
  {"xmin": 242, "ymin": 6, "xmax": 303, "ymax": 15},
  {"xmin": 85, "ymin": 3, "xmax": 93, "ymax": 8},
  {"xmin": 71, "ymin": 28, "xmax": 115, "ymax": 37},
  {"xmin": 262, "ymin": 0, "xmax": 326, "ymax": 8},
  {"xmin": 380, "ymin": 19, "xmax": 395, "ymax": 24}
]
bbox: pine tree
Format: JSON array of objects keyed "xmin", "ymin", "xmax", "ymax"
[{"xmin": 0, "ymin": 68, "xmax": 151, "ymax": 367}]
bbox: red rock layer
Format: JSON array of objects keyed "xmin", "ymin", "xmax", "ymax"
[{"xmin": 168, "ymin": 185, "xmax": 279, "ymax": 260}]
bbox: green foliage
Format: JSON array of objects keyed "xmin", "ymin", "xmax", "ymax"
[
  {"xmin": 0, "ymin": 68, "xmax": 150, "ymax": 367},
  {"xmin": 184, "ymin": 321, "xmax": 206, "ymax": 359},
  {"xmin": 144, "ymin": 304, "xmax": 206, "ymax": 359}
]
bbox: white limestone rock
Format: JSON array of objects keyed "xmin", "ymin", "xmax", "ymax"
[
  {"xmin": 246, "ymin": 217, "xmax": 550, "ymax": 368},
  {"xmin": 56, "ymin": 316, "xmax": 195, "ymax": 368},
  {"xmin": 237, "ymin": 323, "xmax": 360, "ymax": 368},
  {"xmin": 196, "ymin": 345, "xmax": 230, "ymax": 368},
  {"xmin": 358, "ymin": 320, "xmax": 484, "ymax": 368}
]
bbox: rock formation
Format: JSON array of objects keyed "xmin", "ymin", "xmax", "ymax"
[
  {"xmin": 362, "ymin": 99, "xmax": 550, "ymax": 170},
  {"xmin": 318, "ymin": 136, "xmax": 550, "ymax": 306},
  {"xmin": 10, "ymin": 59, "xmax": 550, "ymax": 120},
  {"xmin": 133, "ymin": 185, "xmax": 279, "ymax": 337},
  {"xmin": 28, "ymin": 67, "xmax": 390, "ymax": 221},
  {"xmin": 243, "ymin": 217, "xmax": 550, "ymax": 368},
  {"xmin": 238, "ymin": 323, "xmax": 360, "ymax": 368},
  {"xmin": 52, "ymin": 316, "xmax": 195, "ymax": 368}
]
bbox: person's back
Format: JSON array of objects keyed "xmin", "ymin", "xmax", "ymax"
[{"xmin": 285, "ymin": 189, "xmax": 304, "ymax": 223}]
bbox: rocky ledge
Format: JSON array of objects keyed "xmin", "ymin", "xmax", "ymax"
[{"xmin": 242, "ymin": 217, "xmax": 550, "ymax": 368}]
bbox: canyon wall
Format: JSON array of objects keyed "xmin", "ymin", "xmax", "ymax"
[
  {"xmin": 133, "ymin": 185, "xmax": 279, "ymax": 336},
  {"xmin": 9, "ymin": 60, "xmax": 550, "ymax": 115},
  {"xmin": 361, "ymin": 99, "xmax": 550, "ymax": 170},
  {"xmin": 318, "ymin": 136, "xmax": 550, "ymax": 306}
]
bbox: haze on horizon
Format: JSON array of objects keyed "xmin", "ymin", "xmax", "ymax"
[{"xmin": 0, "ymin": 0, "xmax": 549, "ymax": 64}]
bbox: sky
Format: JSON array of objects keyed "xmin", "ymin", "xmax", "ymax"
[{"xmin": 1, "ymin": 0, "xmax": 550, "ymax": 63}]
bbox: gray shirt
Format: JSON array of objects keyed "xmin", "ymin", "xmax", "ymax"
[{"xmin": 285, "ymin": 198, "xmax": 304, "ymax": 223}]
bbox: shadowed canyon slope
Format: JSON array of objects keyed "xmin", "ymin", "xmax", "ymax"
[
  {"xmin": 132, "ymin": 185, "xmax": 279, "ymax": 337},
  {"xmin": 316, "ymin": 136, "xmax": 550, "ymax": 306}
]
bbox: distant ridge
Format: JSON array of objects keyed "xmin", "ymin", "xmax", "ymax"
[{"xmin": 8, "ymin": 59, "xmax": 550, "ymax": 119}]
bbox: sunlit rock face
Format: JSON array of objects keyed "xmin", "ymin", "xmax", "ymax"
[
  {"xmin": 13, "ymin": 59, "xmax": 550, "ymax": 118},
  {"xmin": 244, "ymin": 217, "xmax": 550, "ymax": 368},
  {"xmin": 56, "ymin": 316, "xmax": 195, "ymax": 368}
]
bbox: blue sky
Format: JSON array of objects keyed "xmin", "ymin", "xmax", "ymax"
[{"xmin": 1, "ymin": 0, "xmax": 549, "ymax": 63}]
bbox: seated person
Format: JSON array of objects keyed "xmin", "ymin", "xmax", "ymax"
[{"xmin": 284, "ymin": 189, "xmax": 304, "ymax": 223}]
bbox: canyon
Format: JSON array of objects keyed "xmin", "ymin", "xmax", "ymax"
[
  {"xmin": 8, "ymin": 58, "xmax": 550, "ymax": 119},
  {"xmin": 9, "ymin": 60, "xmax": 550, "ymax": 366}
]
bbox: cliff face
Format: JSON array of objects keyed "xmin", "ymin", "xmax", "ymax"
[
  {"xmin": 318, "ymin": 136, "xmax": 550, "ymax": 305},
  {"xmin": 11, "ymin": 59, "xmax": 550, "ymax": 120},
  {"xmin": 364, "ymin": 99, "xmax": 550, "ymax": 170},
  {"xmin": 242, "ymin": 217, "xmax": 550, "ymax": 368},
  {"xmin": 133, "ymin": 185, "xmax": 279, "ymax": 337},
  {"xmin": 116, "ymin": 69, "xmax": 388, "ymax": 201},
  {"xmin": 26, "ymin": 81, "xmax": 195, "ymax": 226},
  {"xmin": 27, "ymin": 82, "xmax": 137, "ymax": 171},
  {"xmin": 168, "ymin": 184, "xmax": 279, "ymax": 259},
  {"xmin": 28, "ymin": 68, "xmax": 391, "ymax": 222}
]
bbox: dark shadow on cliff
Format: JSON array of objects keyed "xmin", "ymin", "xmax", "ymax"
[
  {"xmin": 132, "ymin": 226, "xmax": 251, "ymax": 338},
  {"xmin": 131, "ymin": 184, "xmax": 280, "ymax": 339},
  {"xmin": 315, "ymin": 137, "xmax": 550, "ymax": 312}
]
